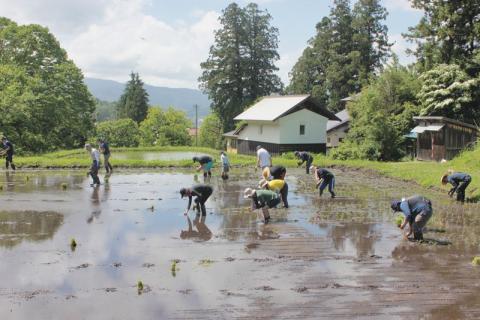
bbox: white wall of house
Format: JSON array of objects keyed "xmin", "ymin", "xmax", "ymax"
[
  {"xmin": 236, "ymin": 120, "xmax": 280, "ymax": 143},
  {"xmin": 278, "ymin": 109, "xmax": 328, "ymax": 144},
  {"xmin": 327, "ymin": 125, "xmax": 348, "ymax": 148}
]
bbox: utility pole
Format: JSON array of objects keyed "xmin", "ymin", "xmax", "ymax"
[{"xmin": 195, "ymin": 104, "xmax": 198, "ymax": 147}]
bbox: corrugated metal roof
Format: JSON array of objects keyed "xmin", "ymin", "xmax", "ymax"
[
  {"xmin": 411, "ymin": 124, "xmax": 445, "ymax": 133},
  {"xmin": 327, "ymin": 109, "xmax": 350, "ymax": 132},
  {"xmin": 234, "ymin": 95, "xmax": 310, "ymax": 121}
]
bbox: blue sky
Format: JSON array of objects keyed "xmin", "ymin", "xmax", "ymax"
[{"xmin": 1, "ymin": 0, "xmax": 423, "ymax": 88}]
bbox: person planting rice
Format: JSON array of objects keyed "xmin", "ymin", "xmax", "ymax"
[
  {"xmin": 391, "ymin": 195, "xmax": 433, "ymax": 241},
  {"xmin": 294, "ymin": 151, "xmax": 313, "ymax": 174},
  {"xmin": 256, "ymin": 145, "xmax": 271, "ymax": 171},
  {"xmin": 441, "ymin": 171, "xmax": 472, "ymax": 203},
  {"xmin": 85, "ymin": 144, "xmax": 101, "ymax": 187},
  {"xmin": 261, "ymin": 165, "xmax": 289, "ymax": 208},
  {"xmin": 0, "ymin": 137, "xmax": 16, "ymax": 170},
  {"xmin": 244, "ymin": 188, "xmax": 280, "ymax": 224},
  {"xmin": 97, "ymin": 138, "xmax": 113, "ymax": 174},
  {"xmin": 220, "ymin": 151, "xmax": 230, "ymax": 180},
  {"xmin": 193, "ymin": 155, "xmax": 214, "ymax": 179},
  {"xmin": 180, "ymin": 184, "xmax": 213, "ymax": 217},
  {"xmin": 310, "ymin": 165, "xmax": 336, "ymax": 198}
]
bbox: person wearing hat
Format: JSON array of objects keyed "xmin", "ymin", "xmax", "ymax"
[
  {"xmin": 256, "ymin": 145, "xmax": 271, "ymax": 171},
  {"xmin": 441, "ymin": 171, "xmax": 471, "ymax": 203},
  {"xmin": 97, "ymin": 138, "xmax": 113, "ymax": 174},
  {"xmin": 0, "ymin": 137, "xmax": 16, "ymax": 170},
  {"xmin": 261, "ymin": 165, "xmax": 289, "ymax": 208},
  {"xmin": 180, "ymin": 184, "xmax": 213, "ymax": 216},
  {"xmin": 310, "ymin": 165, "xmax": 336, "ymax": 198},
  {"xmin": 294, "ymin": 151, "xmax": 313, "ymax": 174},
  {"xmin": 391, "ymin": 195, "xmax": 433, "ymax": 241},
  {"xmin": 85, "ymin": 143, "xmax": 101, "ymax": 187},
  {"xmin": 244, "ymin": 188, "xmax": 280, "ymax": 224},
  {"xmin": 193, "ymin": 155, "xmax": 214, "ymax": 179}
]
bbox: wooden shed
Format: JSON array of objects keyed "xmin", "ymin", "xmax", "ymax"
[{"xmin": 412, "ymin": 116, "xmax": 478, "ymax": 161}]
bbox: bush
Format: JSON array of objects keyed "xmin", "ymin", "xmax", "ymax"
[
  {"xmin": 139, "ymin": 107, "xmax": 192, "ymax": 146},
  {"xmin": 95, "ymin": 119, "xmax": 140, "ymax": 147}
]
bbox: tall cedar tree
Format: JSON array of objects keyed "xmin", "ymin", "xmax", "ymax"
[
  {"xmin": 351, "ymin": 0, "xmax": 392, "ymax": 85},
  {"xmin": 404, "ymin": 0, "xmax": 480, "ymax": 75},
  {"xmin": 287, "ymin": 0, "xmax": 390, "ymax": 112},
  {"xmin": 117, "ymin": 72, "xmax": 149, "ymax": 123},
  {"xmin": 199, "ymin": 3, "xmax": 282, "ymax": 131}
]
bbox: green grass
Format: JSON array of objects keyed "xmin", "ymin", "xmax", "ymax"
[{"xmin": 11, "ymin": 145, "xmax": 480, "ymax": 200}]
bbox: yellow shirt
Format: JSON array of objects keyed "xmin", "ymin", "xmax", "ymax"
[{"xmin": 267, "ymin": 179, "xmax": 285, "ymax": 192}]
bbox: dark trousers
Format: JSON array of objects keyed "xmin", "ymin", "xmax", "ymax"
[
  {"xmin": 89, "ymin": 163, "xmax": 100, "ymax": 185},
  {"xmin": 306, "ymin": 156, "xmax": 313, "ymax": 174},
  {"xmin": 194, "ymin": 190, "xmax": 213, "ymax": 216},
  {"xmin": 320, "ymin": 178, "xmax": 335, "ymax": 197},
  {"xmin": 456, "ymin": 178, "xmax": 471, "ymax": 202},
  {"xmin": 280, "ymin": 182, "xmax": 289, "ymax": 208},
  {"xmin": 5, "ymin": 154, "xmax": 15, "ymax": 170},
  {"xmin": 104, "ymin": 154, "xmax": 113, "ymax": 173}
]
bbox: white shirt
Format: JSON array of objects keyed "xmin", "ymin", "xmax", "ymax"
[
  {"xmin": 90, "ymin": 148, "xmax": 100, "ymax": 163},
  {"xmin": 221, "ymin": 154, "xmax": 229, "ymax": 166},
  {"xmin": 257, "ymin": 148, "xmax": 271, "ymax": 168}
]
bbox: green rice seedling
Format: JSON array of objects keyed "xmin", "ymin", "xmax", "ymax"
[
  {"xmin": 395, "ymin": 215, "xmax": 403, "ymax": 227},
  {"xmin": 70, "ymin": 238, "xmax": 77, "ymax": 250},
  {"xmin": 137, "ymin": 281, "xmax": 144, "ymax": 293},
  {"xmin": 0, "ymin": 185, "xmax": 3, "ymax": 191},
  {"xmin": 472, "ymin": 256, "xmax": 480, "ymax": 266},
  {"xmin": 61, "ymin": 183, "xmax": 68, "ymax": 190}
]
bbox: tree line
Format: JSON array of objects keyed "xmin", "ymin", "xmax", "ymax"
[{"xmin": 200, "ymin": 0, "xmax": 480, "ymax": 160}]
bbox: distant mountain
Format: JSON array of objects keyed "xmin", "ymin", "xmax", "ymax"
[{"xmin": 84, "ymin": 78, "xmax": 211, "ymax": 119}]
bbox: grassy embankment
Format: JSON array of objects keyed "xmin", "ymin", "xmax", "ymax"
[{"xmin": 12, "ymin": 145, "xmax": 480, "ymax": 199}]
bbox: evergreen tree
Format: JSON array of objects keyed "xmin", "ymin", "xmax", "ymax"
[
  {"xmin": 351, "ymin": 0, "xmax": 391, "ymax": 85},
  {"xmin": 325, "ymin": 0, "xmax": 357, "ymax": 111},
  {"xmin": 404, "ymin": 0, "xmax": 480, "ymax": 74},
  {"xmin": 243, "ymin": 3, "xmax": 282, "ymax": 104},
  {"xmin": 199, "ymin": 2, "xmax": 282, "ymax": 131},
  {"xmin": 117, "ymin": 72, "xmax": 149, "ymax": 123}
]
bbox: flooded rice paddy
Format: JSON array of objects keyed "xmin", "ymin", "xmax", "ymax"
[
  {"xmin": 112, "ymin": 151, "xmax": 209, "ymax": 161},
  {"xmin": 0, "ymin": 168, "xmax": 479, "ymax": 319}
]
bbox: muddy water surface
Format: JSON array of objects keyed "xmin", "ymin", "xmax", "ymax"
[{"xmin": 0, "ymin": 168, "xmax": 479, "ymax": 319}]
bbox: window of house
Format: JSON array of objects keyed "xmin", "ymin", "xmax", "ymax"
[
  {"xmin": 259, "ymin": 125, "xmax": 263, "ymax": 134},
  {"xmin": 339, "ymin": 138, "xmax": 344, "ymax": 143},
  {"xmin": 299, "ymin": 125, "xmax": 305, "ymax": 135},
  {"xmin": 327, "ymin": 137, "xmax": 331, "ymax": 143}
]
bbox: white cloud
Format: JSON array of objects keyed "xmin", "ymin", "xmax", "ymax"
[
  {"xmin": 389, "ymin": 33, "xmax": 417, "ymax": 66},
  {"xmin": 1, "ymin": 0, "xmax": 220, "ymax": 89}
]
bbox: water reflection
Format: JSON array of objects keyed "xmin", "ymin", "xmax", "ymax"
[
  {"xmin": 180, "ymin": 215, "xmax": 212, "ymax": 242},
  {"xmin": 329, "ymin": 223, "xmax": 379, "ymax": 257},
  {"xmin": 0, "ymin": 210, "xmax": 63, "ymax": 248}
]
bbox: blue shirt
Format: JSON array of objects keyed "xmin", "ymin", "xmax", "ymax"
[
  {"xmin": 100, "ymin": 142, "xmax": 110, "ymax": 155},
  {"xmin": 447, "ymin": 173, "xmax": 470, "ymax": 187},
  {"xmin": 399, "ymin": 195, "xmax": 431, "ymax": 222},
  {"xmin": 3, "ymin": 141, "xmax": 13, "ymax": 156}
]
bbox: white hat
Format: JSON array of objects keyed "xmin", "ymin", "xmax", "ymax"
[
  {"xmin": 258, "ymin": 178, "xmax": 268, "ymax": 188},
  {"xmin": 244, "ymin": 188, "xmax": 255, "ymax": 198},
  {"xmin": 309, "ymin": 165, "xmax": 315, "ymax": 173}
]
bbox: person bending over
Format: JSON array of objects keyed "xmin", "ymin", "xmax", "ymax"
[
  {"xmin": 193, "ymin": 156, "xmax": 214, "ymax": 179},
  {"xmin": 261, "ymin": 165, "xmax": 288, "ymax": 208},
  {"xmin": 441, "ymin": 171, "xmax": 471, "ymax": 203},
  {"xmin": 391, "ymin": 195, "xmax": 433, "ymax": 241},
  {"xmin": 180, "ymin": 184, "xmax": 213, "ymax": 217},
  {"xmin": 294, "ymin": 151, "xmax": 313, "ymax": 174},
  {"xmin": 310, "ymin": 165, "xmax": 335, "ymax": 198},
  {"xmin": 244, "ymin": 188, "xmax": 280, "ymax": 224}
]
